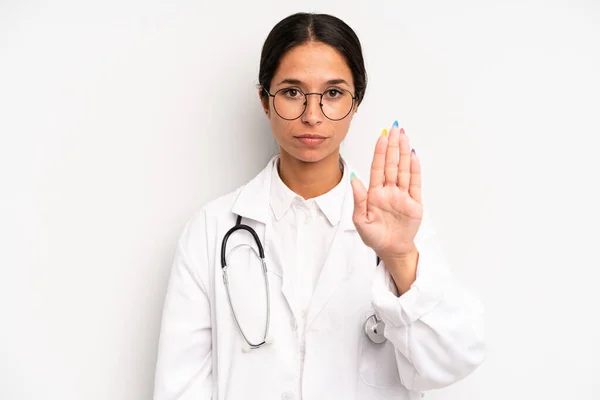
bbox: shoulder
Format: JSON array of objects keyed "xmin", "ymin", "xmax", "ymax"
[
  {"xmin": 172, "ymin": 184, "xmax": 246, "ymax": 274},
  {"xmin": 201, "ymin": 186, "xmax": 244, "ymax": 220},
  {"xmin": 183, "ymin": 184, "xmax": 245, "ymax": 235}
]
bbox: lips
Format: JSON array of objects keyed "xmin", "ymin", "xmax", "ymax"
[
  {"xmin": 295, "ymin": 134, "xmax": 327, "ymax": 139},
  {"xmin": 295, "ymin": 135, "xmax": 327, "ymax": 147}
]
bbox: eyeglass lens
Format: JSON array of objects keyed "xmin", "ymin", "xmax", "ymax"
[{"xmin": 273, "ymin": 88, "xmax": 354, "ymax": 120}]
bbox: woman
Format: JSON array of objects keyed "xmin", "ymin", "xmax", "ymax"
[{"xmin": 154, "ymin": 12, "xmax": 485, "ymax": 400}]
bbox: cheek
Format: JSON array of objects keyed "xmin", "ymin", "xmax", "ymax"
[
  {"xmin": 333, "ymin": 120, "xmax": 352, "ymax": 141},
  {"xmin": 269, "ymin": 118, "xmax": 291, "ymax": 140}
]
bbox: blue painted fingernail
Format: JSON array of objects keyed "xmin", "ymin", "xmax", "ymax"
[
  {"xmin": 392, "ymin": 120, "xmax": 399, "ymax": 128},
  {"xmin": 411, "ymin": 148, "xmax": 416, "ymax": 155},
  {"xmin": 350, "ymin": 172, "xmax": 357, "ymax": 180}
]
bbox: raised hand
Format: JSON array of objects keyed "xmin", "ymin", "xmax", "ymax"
[{"xmin": 350, "ymin": 122, "xmax": 423, "ymax": 263}]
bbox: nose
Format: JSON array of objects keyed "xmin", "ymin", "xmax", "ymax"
[{"xmin": 301, "ymin": 93, "xmax": 323, "ymax": 125}]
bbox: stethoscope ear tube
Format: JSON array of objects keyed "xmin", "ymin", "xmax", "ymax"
[
  {"xmin": 221, "ymin": 215, "xmax": 271, "ymax": 352},
  {"xmin": 221, "ymin": 215, "xmax": 265, "ymax": 269}
]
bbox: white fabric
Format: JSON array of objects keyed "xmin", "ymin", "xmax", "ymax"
[
  {"xmin": 269, "ymin": 155, "xmax": 347, "ymax": 396},
  {"xmin": 153, "ymin": 155, "xmax": 485, "ymax": 400}
]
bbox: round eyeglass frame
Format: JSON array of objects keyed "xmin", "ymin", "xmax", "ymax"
[{"xmin": 263, "ymin": 87, "xmax": 358, "ymax": 121}]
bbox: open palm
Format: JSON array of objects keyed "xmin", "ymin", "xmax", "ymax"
[{"xmin": 351, "ymin": 124, "xmax": 423, "ymax": 260}]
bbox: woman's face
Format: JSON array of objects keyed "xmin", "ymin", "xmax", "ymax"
[{"xmin": 260, "ymin": 41, "xmax": 358, "ymax": 164}]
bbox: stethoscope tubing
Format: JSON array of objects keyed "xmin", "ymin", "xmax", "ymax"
[{"xmin": 221, "ymin": 214, "xmax": 385, "ymax": 351}]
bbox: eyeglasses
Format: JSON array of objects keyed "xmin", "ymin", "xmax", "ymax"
[{"xmin": 263, "ymin": 87, "xmax": 357, "ymax": 121}]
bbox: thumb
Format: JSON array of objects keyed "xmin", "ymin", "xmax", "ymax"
[{"xmin": 350, "ymin": 172, "xmax": 368, "ymax": 224}]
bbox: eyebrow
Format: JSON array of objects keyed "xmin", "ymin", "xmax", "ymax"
[{"xmin": 276, "ymin": 78, "xmax": 351, "ymax": 87}]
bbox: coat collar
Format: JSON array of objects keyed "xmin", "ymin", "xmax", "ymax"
[
  {"xmin": 269, "ymin": 155, "xmax": 348, "ymax": 226},
  {"xmin": 231, "ymin": 154, "xmax": 357, "ymax": 231}
]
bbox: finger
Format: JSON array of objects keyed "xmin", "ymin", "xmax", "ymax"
[
  {"xmin": 408, "ymin": 149, "xmax": 422, "ymax": 203},
  {"xmin": 384, "ymin": 124, "xmax": 400, "ymax": 186},
  {"xmin": 350, "ymin": 173, "xmax": 368, "ymax": 225},
  {"xmin": 369, "ymin": 130, "xmax": 388, "ymax": 190},
  {"xmin": 397, "ymin": 128, "xmax": 412, "ymax": 190}
]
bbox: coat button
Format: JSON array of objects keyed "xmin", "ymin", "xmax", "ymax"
[
  {"xmin": 290, "ymin": 319, "xmax": 297, "ymax": 331},
  {"xmin": 281, "ymin": 392, "xmax": 295, "ymax": 400}
]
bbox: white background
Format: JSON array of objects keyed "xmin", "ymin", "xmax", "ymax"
[{"xmin": 1, "ymin": 1, "xmax": 599, "ymax": 399}]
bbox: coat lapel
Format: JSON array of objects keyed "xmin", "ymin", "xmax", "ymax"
[
  {"xmin": 230, "ymin": 158, "xmax": 274, "ymax": 227},
  {"xmin": 229, "ymin": 155, "xmax": 362, "ymax": 331},
  {"xmin": 230, "ymin": 155, "xmax": 296, "ymax": 317},
  {"xmin": 305, "ymin": 179, "xmax": 357, "ymax": 330}
]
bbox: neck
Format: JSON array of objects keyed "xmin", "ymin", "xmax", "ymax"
[{"xmin": 277, "ymin": 149, "xmax": 343, "ymax": 200}]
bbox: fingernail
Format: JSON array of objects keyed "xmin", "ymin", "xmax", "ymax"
[
  {"xmin": 400, "ymin": 128, "xmax": 405, "ymax": 134},
  {"xmin": 392, "ymin": 120, "xmax": 399, "ymax": 128},
  {"xmin": 350, "ymin": 172, "xmax": 357, "ymax": 180},
  {"xmin": 411, "ymin": 148, "xmax": 416, "ymax": 155},
  {"xmin": 381, "ymin": 128, "xmax": 388, "ymax": 137}
]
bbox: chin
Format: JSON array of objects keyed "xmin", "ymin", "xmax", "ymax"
[{"xmin": 287, "ymin": 148, "xmax": 334, "ymax": 164}]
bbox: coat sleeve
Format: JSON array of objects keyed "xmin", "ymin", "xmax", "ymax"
[
  {"xmin": 371, "ymin": 211, "xmax": 485, "ymax": 392},
  {"xmin": 153, "ymin": 212, "xmax": 213, "ymax": 400}
]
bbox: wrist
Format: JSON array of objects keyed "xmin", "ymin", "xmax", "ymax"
[
  {"xmin": 381, "ymin": 245, "xmax": 419, "ymax": 296},
  {"xmin": 381, "ymin": 243, "xmax": 418, "ymax": 264}
]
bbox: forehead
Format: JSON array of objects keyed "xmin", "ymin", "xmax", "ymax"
[{"xmin": 273, "ymin": 41, "xmax": 354, "ymax": 87}]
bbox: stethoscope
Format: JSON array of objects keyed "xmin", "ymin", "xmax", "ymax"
[{"xmin": 221, "ymin": 215, "xmax": 387, "ymax": 352}]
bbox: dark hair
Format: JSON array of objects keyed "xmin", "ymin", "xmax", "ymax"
[{"xmin": 258, "ymin": 12, "xmax": 367, "ymax": 106}]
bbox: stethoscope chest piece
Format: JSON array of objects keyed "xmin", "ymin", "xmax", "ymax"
[{"xmin": 364, "ymin": 314, "xmax": 387, "ymax": 344}]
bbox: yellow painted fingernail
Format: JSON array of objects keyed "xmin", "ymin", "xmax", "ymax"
[{"xmin": 381, "ymin": 128, "xmax": 388, "ymax": 136}]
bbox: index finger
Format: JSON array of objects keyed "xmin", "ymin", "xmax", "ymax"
[{"xmin": 369, "ymin": 129, "xmax": 388, "ymax": 190}]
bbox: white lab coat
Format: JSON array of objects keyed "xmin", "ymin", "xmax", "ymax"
[{"xmin": 153, "ymin": 157, "xmax": 485, "ymax": 400}]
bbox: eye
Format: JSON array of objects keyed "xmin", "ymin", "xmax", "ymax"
[
  {"xmin": 281, "ymin": 88, "xmax": 302, "ymax": 98},
  {"xmin": 325, "ymin": 88, "xmax": 343, "ymax": 99}
]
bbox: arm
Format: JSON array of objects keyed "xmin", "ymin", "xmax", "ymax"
[
  {"xmin": 351, "ymin": 123, "xmax": 485, "ymax": 391},
  {"xmin": 153, "ymin": 212, "xmax": 213, "ymax": 400},
  {"xmin": 372, "ymin": 212, "xmax": 485, "ymax": 392}
]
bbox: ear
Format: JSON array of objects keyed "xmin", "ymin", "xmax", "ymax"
[{"xmin": 258, "ymin": 88, "xmax": 270, "ymax": 117}]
